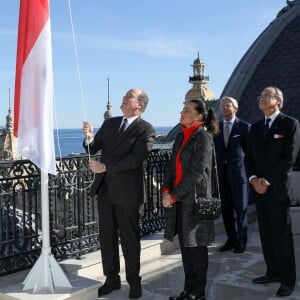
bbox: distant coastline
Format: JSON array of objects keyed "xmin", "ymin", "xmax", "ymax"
[{"xmin": 54, "ymin": 126, "xmax": 172, "ymax": 157}]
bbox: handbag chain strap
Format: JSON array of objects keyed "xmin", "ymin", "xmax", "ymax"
[
  {"xmin": 211, "ymin": 148, "xmax": 220, "ymax": 199},
  {"xmin": 194, "ymin": 146, "xmax": 220, "ymax": 199}
]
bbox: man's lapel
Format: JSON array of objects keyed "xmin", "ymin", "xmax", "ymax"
[
  {"xmin": 227, "ymin": 118, "xmax": 239, "ymax": 145},
  {"xmin": 265, "ymin": 112, "xmax": 284, "ymax": 140},
  {"xmin": 113, "ymin": 117, "xmax": 141, "ymax": 150},
  {"xmin": 218, "ymin": 121, "xmax": 226, "ymax": 149},
  {"xmin": 230, "ymin": 119, "xmax": 238, "ymax": 137},
  {"xmin": 124, "ymin": 117, "xmax": 140, "ymax": 135}
]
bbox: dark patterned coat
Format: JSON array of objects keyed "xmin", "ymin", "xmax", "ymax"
[{"xmin": 163, "ymin": 126, "xmax": 215, "ymax": 247}]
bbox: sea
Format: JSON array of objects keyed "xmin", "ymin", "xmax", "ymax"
[{"xmin": 54, "ymin": 126, "xmax": 172, "ymax": 157}]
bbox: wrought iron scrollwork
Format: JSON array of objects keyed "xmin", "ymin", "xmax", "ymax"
[{"xmin": 0, "ymin": 150, "xmax": 171, "ymax": 275}]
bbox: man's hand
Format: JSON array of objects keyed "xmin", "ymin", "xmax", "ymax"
[
  {"xmin": 250, "ymin": 178, "xmax": 270, "ymax": 194},
  {"xmin": 89, "ymin": 159, "xmax": 106, "ymax": 173},
  {"xmin": 83, "ymin": 121, "xmax": 93, "ymax": 141}
]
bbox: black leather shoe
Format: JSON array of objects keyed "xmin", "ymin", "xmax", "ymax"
[
  {"xmin": 233, "ymin": 243, "xmax": 246, "ymax": 253},
  {"xmin": 252, "ymin": 275, "xmax": 280, "ymax": 284},
  {"xmin": 276, "ymin": 284, "xmax": 294, "ymax": 297},
  {"xmin": 98, "ymin": 280, "xmax": 121, "ymax": 297},
  {"xmin": 186, "ymin": 293, "xmax": 205, "ymax": 300},
  {"xmin": 129, "ymin": 283, "xmax": 142, "ymax": 299},
  {"xmin": 219, "ymin": 241, "xmax": 235, "ymax": 252},
  {"xmin": 169, "ymin": 290, "xmax": 188, "ymax": 300}
]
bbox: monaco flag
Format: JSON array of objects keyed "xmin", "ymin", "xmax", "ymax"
[{"xmin": 14, "ymin": 0, "xmax": 56, "ymax": 175}]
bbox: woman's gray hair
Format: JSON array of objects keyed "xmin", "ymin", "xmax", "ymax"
[
  {"xmin": 220, "ymin": 96, "xmax": 239, "ymax": 109},
  {"xmin": 137, "ymin": 90, "xmax": 149, "ymax": 113}
]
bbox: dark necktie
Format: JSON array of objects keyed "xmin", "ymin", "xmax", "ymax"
[
  {"xmin": 119, "ymin": 118, "xmax": 127, "ymax": 132},
  {"xmin": 223, "ymin": 121, "xmax": 230, "ymax": 147},
  {"xmin": 264, "ymin": 118, "xmax": 271, "ymax": 137}
]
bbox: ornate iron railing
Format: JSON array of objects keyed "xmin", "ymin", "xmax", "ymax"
[{"xmin": 0, "ymin": 150, "xmax": 171, "ymax": 276}]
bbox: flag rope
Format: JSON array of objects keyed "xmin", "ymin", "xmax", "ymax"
[{"xmin": 54, "ymin": 0, "xmax": 94, "ymax": 192}]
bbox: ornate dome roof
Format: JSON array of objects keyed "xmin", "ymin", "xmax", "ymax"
[
  {"xmin": 193, "ymin": 56, "xmax": 201, "ymax": 65},
  {"xmin": 104, "ymin": 110, "xmax": 113, "ymax": 120},
  {"xmin": 185, "ymin": 85, "xmax": 215, "ymax": 101},
  {"xmin": 219, "ymin": 0, "xmax": 300, "ymax": 123}
]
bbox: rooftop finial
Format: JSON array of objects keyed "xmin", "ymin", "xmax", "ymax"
[
  {"xmin": 104, "ymin": 77, "xmax": 113, "ymax": 120},
  {"xmin": 107, "ymin": 77, "xmax": 110, "ymax": 105},
  {"xmin": 8, "ymin": 88, "xmax": 11, "ymax": 112}
]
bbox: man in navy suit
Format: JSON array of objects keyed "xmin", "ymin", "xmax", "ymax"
[
  {"xmin": 83, "ymin": 88, "xmax": 155, "ymax": 299},
  {"xmin": 214, "ymin": 96, "xmax": 250, "ymax": 253},
  {"xmin": 245, "ymin": 86, "xmax": 300, "ymax": 297}
]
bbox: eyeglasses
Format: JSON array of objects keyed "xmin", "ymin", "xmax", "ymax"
[{"xmin": 256, "ymin": 94, "xmax": 278, "ymax": 101}]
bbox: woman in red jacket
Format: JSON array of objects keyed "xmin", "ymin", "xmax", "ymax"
[{"xmin": 162, "ymin": 99, "xmax": 218, "ymax": 300}]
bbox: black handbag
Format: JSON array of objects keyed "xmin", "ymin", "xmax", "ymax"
[{"xmin": 194, "ymin": 149, "xmax": 221, "ymax": 220}]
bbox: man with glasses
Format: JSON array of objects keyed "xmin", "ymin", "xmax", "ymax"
[
  {"xmin": 83, "ymin": 88, "xmax": 155, "ymax": 299},
  {"xmin": 245, "ymin": 86, "xmax": 300, "ymax": 297}
]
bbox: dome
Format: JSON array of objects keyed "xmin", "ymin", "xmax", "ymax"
[
  {"xmin": 6, "ymin": 108, "xmax": 13, "ymax": 132},
  {"xmin": 219, "ymin": 0, "xmax": 300, "ymax": 123},
  {"xmin": 193, "ymin": 57, "xmax": 201, "ymax": 65},
  {"xmin": 185, "ymin": 86, "xmax": 215, "ymax": 101},
  {"xmin": 104, "ymin": 110, "xmax": 113, "ymax": 120}
]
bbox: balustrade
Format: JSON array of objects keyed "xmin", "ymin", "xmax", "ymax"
[{"xmin": 0, "ymin": 150, "xmax": 171, "ymax": 276}]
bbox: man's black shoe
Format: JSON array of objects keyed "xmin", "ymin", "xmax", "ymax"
[
  {"xmin": 98, "ymin": 280, "xmax": 121, "ymax": 297},
  {"xmin": 186, "ymin": 293, "xmax": 205, "ymax": 300},
  {"xmin": 169, "ymin": 290, "xmax": 188, "ymax": 300},
  {"xmin": 233, "ymin": 243, "xmax": 246, "ymax": 253},
  {"xmin": 219, "ymin": 241, "xmax": 235, "ymax": 252},
  {"xmin": 252, "ymin": 275, "xmax": 280, "ymax": 284},
  {"xmin": 129, "ymin": 283, "xmax": 142, "ymax": 299},
  {"xmin": 276, "ymin": 284, "xmax": 294, "ymax": 297}
]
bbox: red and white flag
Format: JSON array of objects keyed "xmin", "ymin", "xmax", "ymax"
[{"xmin": 14, "ymin": 0, "xmax": 56, "ymax": 175}]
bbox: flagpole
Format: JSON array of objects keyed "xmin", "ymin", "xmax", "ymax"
[
  {"xmin": 23, "ymin": 170, "xmax": 72, "ymax": 293},
  {"xmin": 14, "ymin": 0, "xmax": 72, "ymax": 292}
]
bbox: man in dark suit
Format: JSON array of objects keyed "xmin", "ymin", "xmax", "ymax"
[
  {"xmin": 245, "ymin": 86, "xmax": 300, "ymax": 297},
  {"xmin": 214, "ymin": 96, "xmax": 250, "ymax": 254},
  {"xmin": 82, "ymin": 88, "xmax": 155, "ymax": 299}
]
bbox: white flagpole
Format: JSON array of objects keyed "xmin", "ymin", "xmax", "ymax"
[
  {"xmin": 13, "ymin": 0, "xmax": 72, "ymax": 292},
  {"xmin": 23, "ymin": 170, "xmax": 72, "ymax": 293}
]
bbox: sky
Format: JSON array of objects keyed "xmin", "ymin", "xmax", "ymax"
[{"xmin": 0, "ymin": 0, "xmax": 287, "ymax": 129}]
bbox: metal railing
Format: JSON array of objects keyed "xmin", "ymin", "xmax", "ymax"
[{"xmin": 0, "ymin": 150, "xmax": 171, "ymax": 276}]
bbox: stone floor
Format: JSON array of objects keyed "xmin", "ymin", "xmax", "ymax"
[
  {"xmin": 1, "ymin": 212, "xmax": 300, "ymax": 300},
  {"xmin": 102, "ymin": 222, "xmax": 300, "ymax": 300}
]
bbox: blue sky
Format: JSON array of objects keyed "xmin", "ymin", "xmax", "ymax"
[{"xmin": 0, "ymin": 0, "xmax": 286, "ymax": 129}]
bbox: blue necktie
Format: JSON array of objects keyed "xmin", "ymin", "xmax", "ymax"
[{"xmin": 119, "ymin": 119, "xmax": 127, "ymax": 132}]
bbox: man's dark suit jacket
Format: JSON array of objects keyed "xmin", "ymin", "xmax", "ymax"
[
  {"xmin": 244, "ymin": 112, "xmax": 300, "ymax": 285},
  {"xmin": 245, "ymin": 112, "xmax": 300, "ymax": 204},
  {"xmin": 214, "ymin": 118, "xmax": 250, "ymax": 184},
  {"xmin": 84, "ymin": 116, "xmax": 156, "ymax": 204}
]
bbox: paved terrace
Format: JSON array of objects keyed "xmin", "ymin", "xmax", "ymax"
[{"xmin": 0, "ymin": 205, "xmax": 299, "ymax": 300}]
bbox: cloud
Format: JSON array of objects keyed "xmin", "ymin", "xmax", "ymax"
[
  {"xmin": 53, "ymin": 31, "xmax": 195, "ymax": 58},
  {"xmin": 95, "ymin": 36, "xmax": 195, "ymax": 58}
]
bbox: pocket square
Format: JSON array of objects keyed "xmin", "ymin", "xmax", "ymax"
[
  {"xmin": 274, "ymin": 134, "xmax": 284, "ymax": 139},
  {"xmin": 232, "ymin": 134, "xmax": 240, "ymax": 138}
]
